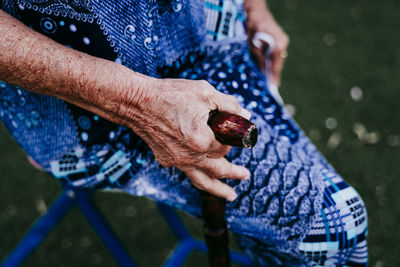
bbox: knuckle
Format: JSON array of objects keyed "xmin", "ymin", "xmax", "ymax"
[
  {"xmin": 275, "ymin": 36, "xmax": 289, "ymax": 51},
  {"xmin": 191, "ymin": 144, "xmax": 207, "ymax": 153},
  {"xmin": 284, "ymin": 34, "xmax": 290, "ymax": 44},
  {"xmin": 214, "ymin": 168, "xmax": 224, "ymax": 178},
  {"xmin": 206, "ymin": 160, "xmax": 219, "ymax": 174},
  {"xmin": 202, "ymin": 89, "xmax": 214, "ymax": 101},
  {"xmin": 191, "ymin": 143, "xmax": 208, "ymax": 154},
  {"xmin": 198, "ymin": 79, "xmax": 211, "ymax": 88},
  {"xmin": 199, "ymin": 82, "xmax": 214, "ymax": 98},
  {"xmin": 210, "ymin": 144, "xmax": 231, "ymax": 158},
  {"xmin": 190, "ymin": 134, "xmax": 212, "ymax": 153},
  {"xmin": 222, "ymin": 146, "xmax": 232, "ymax": 156}
]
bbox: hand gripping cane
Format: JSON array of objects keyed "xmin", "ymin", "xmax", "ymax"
[{"xmin": 201, "ymin": 110, "xmax": 258, "ymax": 267}]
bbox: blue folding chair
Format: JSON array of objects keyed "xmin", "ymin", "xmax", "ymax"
[{"xmin": 2, "ymin": 184, "xmax": 251, "ymax": 267}]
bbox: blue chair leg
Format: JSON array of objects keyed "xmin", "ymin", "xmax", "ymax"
[
  {"xmin": 2, "ymin": 190, "xmax": 76, "ymax": 267},
  {"xmin": 3, "ymin": 188, "xmax": 250, "ymax": 267},
  {"xmin": 157, "ymin": 203, "xmax": 252, "ymax": 267},
  {"xmin": 2, "ymin": 187, "xmax": 137, "ymax": 267},
  {"xmin": 157, "ymin": 203, "xmax": 207, "ymax": 267},
  {"xmin": 73, "ymin": 189, "xmax": 137, "ymax": 267}
]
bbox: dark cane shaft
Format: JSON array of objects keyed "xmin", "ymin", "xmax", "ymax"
[{"xmin": 201, "ymin": 110, "xmax": 258, "ymax": 267}]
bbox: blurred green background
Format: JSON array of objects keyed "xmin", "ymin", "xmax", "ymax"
[{"xmin": 1, "ymin": 0, "xmax": 400, "ymax": 266}]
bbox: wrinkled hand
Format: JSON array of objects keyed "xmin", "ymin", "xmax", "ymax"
[
  {"xmin": 246, "ymin": 7, "xmax": 289, "ymax": 86},
  {"xmin": 126, "ymin": 78, "xmax": 251, "ymax": 201}
]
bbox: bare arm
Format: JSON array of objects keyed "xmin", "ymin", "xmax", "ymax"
[
  {"xmin": 0, "ymin": 9, "xmax": 151, "ymax": 125},
  {"xmin": 0, "ymin": 10, "xmax": 251, "ymax": 201}
]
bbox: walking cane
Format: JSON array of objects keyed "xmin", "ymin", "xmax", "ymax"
[{"xmin": 202, "ymin": 110, "xmax": 258, "ymax": 267}]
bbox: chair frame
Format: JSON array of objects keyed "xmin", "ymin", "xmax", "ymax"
[{"xmin": 2, "ymin": 185, "xmax": 251, "ymax": 267}]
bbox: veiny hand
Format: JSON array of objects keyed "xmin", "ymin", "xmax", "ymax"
[
  {"xmin": 246, "ymin": 7, "xmax": 289, "ymax": 86},
  {"xmin": 121, "ymin": 78, "xmax": 251, "ymax": 202}
]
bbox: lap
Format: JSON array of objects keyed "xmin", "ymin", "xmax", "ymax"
[
  {"xmin": 0, "ymin": 41, "xmax": 367, "ymax": 265},
  {"xmin": 159, "ymin": 41, "xmax": 368, "ymax": 265},
  {"xmin": 50, "ymin": 41, "xmax": 366, "ymax": 264}
]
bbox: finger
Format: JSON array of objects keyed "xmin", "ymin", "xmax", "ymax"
[
  {"xmin": 194, "ymin": 122, "xmax": 232, "ymax": 156},
  {"xmin": 197, "ymin": 157, "xmax": 250, "ymax": 180},
  {"xmin": 185, "ymin": 169, "xmax": 238, "ymax": 201},
  {"xmin": 213, "ymin": 91, "xmax": 251, "ymax": 119},
  {"xmin": 206, "ymin": 141, "xmax": 232, "ymax": 158}
]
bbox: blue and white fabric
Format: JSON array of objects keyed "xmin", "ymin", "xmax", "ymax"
[
  {"xmin": 0, "ymin": 0, "xmax": 368, "ymax": 265},
  {"xmin": 204, "ymin": 0, "xmax": 247, "ymax": 42}
]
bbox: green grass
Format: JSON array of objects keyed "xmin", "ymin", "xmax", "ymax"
[{"xmin": 1, "ymin": 0, "xmax": 400, "ymax": 266}]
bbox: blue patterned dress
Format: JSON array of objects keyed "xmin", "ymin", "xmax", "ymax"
[{"xmin": 0, "ymin": 0, "xmax": 367, "ymax": 265}]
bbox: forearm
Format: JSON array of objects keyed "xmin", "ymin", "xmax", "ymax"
[{"xmin": 0, "ymin": 10, "xmax": 152, "ymax": 126}]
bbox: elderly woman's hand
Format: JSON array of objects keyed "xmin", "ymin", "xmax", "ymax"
[
  {"xmin": 82, "ymin": 71, "xmax": 252, "ymax": 202},
  {"xmin": 245, "ymin": 0, "xmax": 289, "ymax": 86},
  {"xmin": 123, "ymin": 78, "xmax": 251, "ymax": 201}
]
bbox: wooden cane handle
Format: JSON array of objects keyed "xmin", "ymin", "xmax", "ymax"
[{"xmin": 208, "ymin": 110, "xmax": 258, "ymax": 148}]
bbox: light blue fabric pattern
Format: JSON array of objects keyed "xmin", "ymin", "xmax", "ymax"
[{"xmin": 0, "ymin": 1, "xmax": 368, "ymax": 265}]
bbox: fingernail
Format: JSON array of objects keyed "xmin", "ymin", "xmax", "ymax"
[
  {"xmin": 227, "ymin": 193, "xmax": 237, "ymax": 202},
  {"xmin": 241, "ymin": 168, "xmax": 250, "ymax": 180},
  {"xmin": 240, "ymin": 109, "xmax": 252, "ymax": 120}
]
